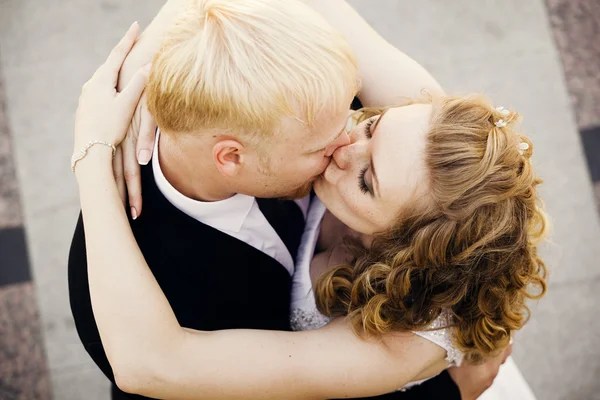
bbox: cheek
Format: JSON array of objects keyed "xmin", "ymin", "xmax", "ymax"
[
  {"xmin": 308, "ymin": 154, "xmax": 329, "ymax": 176},
  {"xmin": 300, "ymin": 155, "xmax": 329, "ymax": 179},
  {"xmin": 338, "ymin": 176, "xmax": 362, "ymax": 213},
  {"xmin": 276, "ymin": 157, "xmax": 324, "ymax": 186},
  {"xmin": 338, "ymin": 176, "xmax": 382, "ymax": 232}
]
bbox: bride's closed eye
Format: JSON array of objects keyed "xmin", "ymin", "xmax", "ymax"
[
  {"xmin": 357, "ymin": 117, "xmax": 376, "ymax": 194},
  {"xmin": 363, "ymin": 118, "xmax": 375, "ymax": 138},
  {"xmin": 358, "ymin": 166, "xmax": 370, "ymax": 194}
]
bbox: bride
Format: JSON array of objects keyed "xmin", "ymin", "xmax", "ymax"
[{"xmin": 72, "ymin": 2, "xmax": 547, "ymax": 400}]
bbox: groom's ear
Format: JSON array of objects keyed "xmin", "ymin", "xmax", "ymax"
[{"xmin": 212, "ymin": 139, "xmax": 245, "ymax": 177}]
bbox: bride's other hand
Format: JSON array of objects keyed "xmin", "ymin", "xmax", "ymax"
[
  {"xmin": 448, "ymin": 343, "xmax": 513, "ymax": 400},
  {"xmin": 73, "ymin": 21, "xmax": 150, "ymax": 176}
]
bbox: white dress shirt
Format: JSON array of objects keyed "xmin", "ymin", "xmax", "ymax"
[{"xmin": 152, "ymin": 130, "xmax": 308, "ymax": 276}]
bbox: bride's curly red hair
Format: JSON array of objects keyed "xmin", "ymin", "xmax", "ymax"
[{"xmin": 315, "ymin": 94, "xmax": 548, "ymax": 363}]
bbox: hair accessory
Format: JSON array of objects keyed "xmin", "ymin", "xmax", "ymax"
[
  {"xmin": 518, "ymin": 141, "xmax": 529, "ymax": 155},
  {"xmin": 495, "ymin": 106, "xmax": 510, "ymax": 127},
  {"xmin": 495, "ymin": 106, "xmax": 510, "ymax": 116},
  {"xmin": 71, "ymin": 140, "xmax": 117, "ymax": 172}
]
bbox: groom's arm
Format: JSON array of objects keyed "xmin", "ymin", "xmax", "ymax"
[{"xmin": 301, "ymin": 0, "xmax": 444, "ymax": 107}]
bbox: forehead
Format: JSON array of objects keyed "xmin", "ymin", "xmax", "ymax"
[{"xmin": 374, "ymin": 104, "xmax": 432, "ymax": 204}]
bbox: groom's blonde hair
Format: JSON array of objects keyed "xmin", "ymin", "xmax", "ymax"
[{"xmin": 147, "ymin": 0, "xmax": 359, "ymax": 145}]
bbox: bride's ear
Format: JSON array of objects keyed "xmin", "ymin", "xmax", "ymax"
[{"xmin": 212, "ymin": 139, "xmax": 245, "ymax": 177}]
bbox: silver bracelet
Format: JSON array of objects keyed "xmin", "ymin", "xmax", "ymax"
[{"xmin": 71, "ymin": 140, "xmax": 117, "ymax": 172}]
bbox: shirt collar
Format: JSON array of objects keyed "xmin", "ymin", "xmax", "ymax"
[{"xmin": 152, "ymin": 129, "xmax": 255, "ymax": 233}]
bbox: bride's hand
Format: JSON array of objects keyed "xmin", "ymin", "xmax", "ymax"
[
  {"xmin": 73, "ymin": 21, "xmax": 150, "ymax": 173},
  {"xmin": 448, "ymin": 343, "xmax": 513, "ymax": 400}
]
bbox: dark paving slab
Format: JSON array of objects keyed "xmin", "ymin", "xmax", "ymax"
[
  {"xmin": 0, "ymin": 227, "xmax": 31, "ymax": 287},
  {"xmin": 545, "ymin": 0, "xmax": 600, "ymax": 129},
  {"xmin": 0, "ymin": 282, "xmax": 51, "ymax": 400},
  {"xmin": 581, "ymin": 125, "xmax": 600, "ymax": 182}
]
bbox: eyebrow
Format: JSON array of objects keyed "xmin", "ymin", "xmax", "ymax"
[{"xmin": 306, "ymin": 126, "xmax": 347, "ymax": 154}]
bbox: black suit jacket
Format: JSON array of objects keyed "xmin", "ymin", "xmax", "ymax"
[{"xmin": 69, "ymin": 164, "xmax": 294, "ymax": 399}]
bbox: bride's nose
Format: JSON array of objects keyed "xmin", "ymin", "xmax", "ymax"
[
  {"xmin": 324, "ymin": 132, "xmax": 350, "ymax": 157},
  {"xmin": 332, "ymin": 130, "xmax": 370, "ymax": 170}
]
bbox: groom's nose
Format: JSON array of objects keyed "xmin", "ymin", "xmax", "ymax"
[{"xmin": 324, "ymin": 132, "xmax": 351, "ymax": 157}]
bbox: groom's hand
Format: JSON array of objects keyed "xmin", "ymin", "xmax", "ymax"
[
  {"xmin": 447, "ymin": 344, "xmax": 512, "ymax": 400},
  {"xmin": 117, "ymin": 93, "xmax": 156, "ymax": 219},
  {"xmin": 112, "ymin": 0, "xmax": 189, "ymax": 219}
]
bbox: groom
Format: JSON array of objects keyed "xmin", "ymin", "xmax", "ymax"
[{"xmin": 69, "ymin": 1, "xmax": 502, "ymax": 399}]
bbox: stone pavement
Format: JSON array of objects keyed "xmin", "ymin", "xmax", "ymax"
[{"xmin": 0, "ymin": 0, "xmax": 599, "ymax": 399}]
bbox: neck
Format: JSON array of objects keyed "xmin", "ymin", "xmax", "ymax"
[
  {"xmin": 318, "ymin": 210, "xmax": 374, "ymax": 251},
  {"xmin": 159, "ymin": 133, "xmax": 236, "ymax": 202}
]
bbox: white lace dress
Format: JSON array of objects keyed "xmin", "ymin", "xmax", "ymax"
[{"xmin": 290, "ymin": 197, "xmax": 464, "ymax": 389}]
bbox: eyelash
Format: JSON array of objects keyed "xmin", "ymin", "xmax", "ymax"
[
  {"xmin": 358, "ymin": 166, "xmax": 369, "ymax": 194},
  {"xmin": 364, "ymin": 118, "xmax": 375, "ymax": 138},
  {"xmin": 357, "ymin": 118, "xmax": 375, "ymax": 194}
]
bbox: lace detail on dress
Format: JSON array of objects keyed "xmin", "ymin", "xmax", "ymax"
[
  {"xmin": 290, "ymin": 308, "xmax": 331, "ymax": 331},
  {"xmin": 413, "ymin": 310, "xmax": 464, "ymax": 366}
]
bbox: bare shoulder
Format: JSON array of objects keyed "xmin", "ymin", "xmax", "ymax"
[
  {"xmin": 310, "ymin": 243, "xmax": 353, "ymax": 286},
  {"xmin": 310, "ymin": 211, "xmax": 355, "ymax": 284},
  {"xmin": 316, "ymin": 210, "xmax": 349, "ymax": 251}
]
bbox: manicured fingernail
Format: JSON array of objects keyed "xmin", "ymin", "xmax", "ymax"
[
  {"xmin": 131, "ymin": 207, "xmax": 138, "ymax": 220},
  {"xmin": 131, "ymin": 21, "xmax": 139, "ymax": 29},
  {"xmin": 144, "ymin": 63, "xmax": 152, "ymax": 71},
  {"xmin": 138, "ymin": 150, "xmax": 151, "ymax": 165}
]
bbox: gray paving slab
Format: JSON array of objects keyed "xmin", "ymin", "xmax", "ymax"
[
  {"xmin": 434, "ymin": 48, "xmax": 600, "ymax": 286},
  {"xmin": 27, "ymin": 201, "xmax": 90, "ymax": 371},
  {"xmin": 0, "ymin": 0, "xmax": 164, "ymax": 396},
  {"xmin": 13, "ymin": 199, "xmax": 106, "ymax": 400},
  {"xmin": 0, "ymin": 0, "xmax": 164, "ymax": 218},
  {"xmin": 514, "ymin": 279, "xmax": 600, "ymax": 400},
  {"xmin": 51, "ymin": 363, "xmax": 110, "ymax": 400},
  {"xmin": 347, "ymin": 0, "xmax": 553, "ymax": 63}
]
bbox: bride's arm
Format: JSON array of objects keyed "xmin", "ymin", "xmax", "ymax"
[
  {"xmin": 79, "ymin": 160, "xmax": 443, "ymax": 399},
  {"xmin": 116, "ymin": 0, "xmax": 187, "ymax": 91},
  {"xmin": 76, "ymin": 25, "xmax": 445, "ymax": 400},
  {"xmin": 301, "ymin": 0, "xmax": 445, "ymax": 107}
]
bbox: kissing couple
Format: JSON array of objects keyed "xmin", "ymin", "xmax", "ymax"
[{"xmin": 69, "ymin": 0, "xmax": 548, "ymax": 399}]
